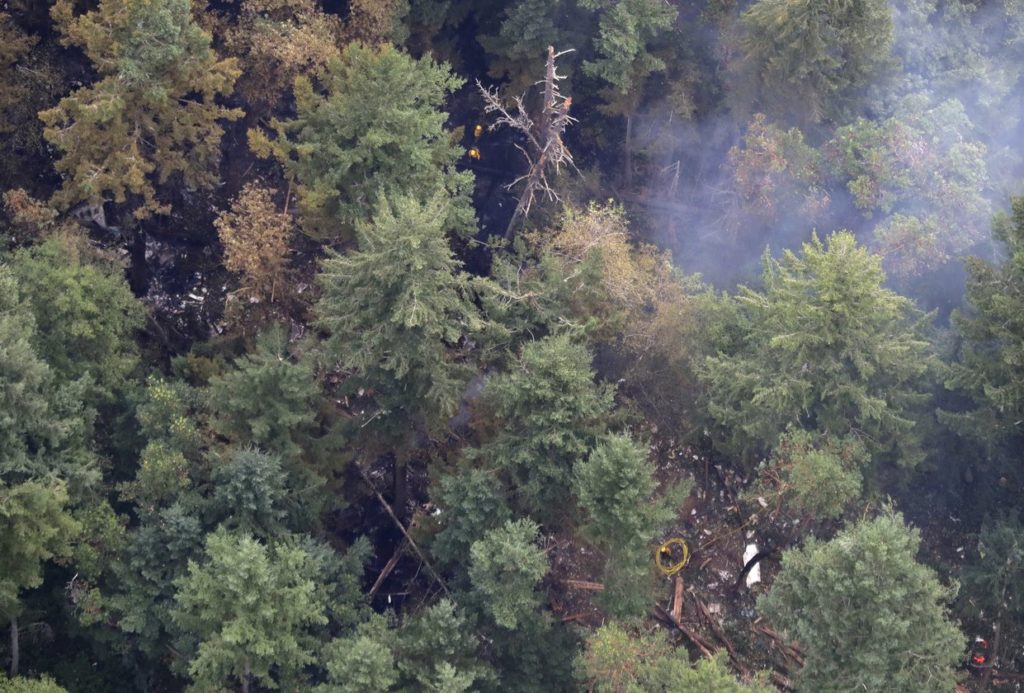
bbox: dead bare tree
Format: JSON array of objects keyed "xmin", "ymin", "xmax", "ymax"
[{"xmin": 478, "ymin": 46, "xmax": 578, "ymax": 239}]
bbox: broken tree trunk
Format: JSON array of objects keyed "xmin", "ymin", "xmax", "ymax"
[
  {"xmin": 671, "ymin": 575, "xmax": 684, "ymax": 623},
  {"xmin": 478, "ymin": 46, "xmax": 578, "ymax": 240},
  {"xmin": 358, "ymin": 466, "xmax": 449, "ymax": 597}
]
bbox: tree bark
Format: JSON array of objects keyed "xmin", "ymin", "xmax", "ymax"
[
  {"xmin": 9, "ymin": 617, "xmax": 18, "ymax": 678},
  {"xmin": 241, "ymin": 659, "xmax": 251, "ymax": 693},
  {"xmin": 624, "ymin": 111, "xmax": 634, "ymax": 189}
]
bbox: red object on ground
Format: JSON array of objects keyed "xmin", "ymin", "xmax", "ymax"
[{"xmin": 972, "ymin": 654, "xmax": 987, "ymax": 665}]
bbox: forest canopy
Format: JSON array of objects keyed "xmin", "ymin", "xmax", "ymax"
[{"xmin": 2, "ymin": 0, "xmax": 1024, "ymax": 691}]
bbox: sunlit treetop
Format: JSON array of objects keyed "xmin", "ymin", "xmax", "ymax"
[{"xmin": 41, "ymin": 0, "xmax": 242, "ymax": 219}]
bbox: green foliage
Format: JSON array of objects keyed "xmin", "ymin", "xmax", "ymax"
[
  {"xmin": 751, "ymin": 429, "xmax": 865, "ymax": 521},
  {"xmin": 576, "ymin": 623, "xmax": 770, "ymax": 692},
  {"xmin": 581, "ymin": 0, "xmax": 677, "ymax": 103},
  {"xmin": 8, "ymin": 236, "xmax": 144, "ymax": 404},
  {"xmin": 431, "ymin": 468, "xmax": 512, "ymax": 570},
  {"xmin": 0, "ymin": 264, "xmax": 96, "ymax": 490},
  {"xmin": 478, "ymin": 0, "xmax": 588, "ymax": 94},
  {"xmin": 208, "ymin": 449, "xmax": 289, "ymax": 540},
  {"xmin": 393, "ymin": 599, "xmax": 491, "ymax": 691},
  {"xmin": 699, "ymin": 231, "xmax": 932, "ymax": 469},
  {"xmin": 944, "ymin": 196, "xmax": 1024, "ymax": 451},
  {"xmin": 207, "ymin": 325, "xmax": 320, "ymax": 461},
  {"xmin": 825, "ymin": 97, "xmax": 991, "ymax": 275},
  {"xmin": 0, "ymin": 676, "xmax": 67, "ymax": 693},
  {"xmin": 468, "ymin": 518, "xmax": 548, "ymax": 629},
  {"xmin": 0, "ymin": 479, "xmax": 79, "ymax": 621},
  {"xmin": 317, "ymin": 616, "xmax": 398, "ymax": 693},
  {"xmin": 171, "ymin": 529, "xmax": 329, "ymax": 692},
  {"xmin": 42, "ymin": 0, "xmax": 242, "ymax": 219},
  {"xmin": 759, "ymin": 512, "xmax": 964, "ymax": 691},
  {"xmin": 252, "ymin": 42, "xmax": 473, "ymax": 239},
  {"xmin": 574, "ymin": 433, "xmax": 676, "ymax": 550},
  {"xmin": 574, "ymin": 433, "xmax": 681, "ymax": 620},
  {"xmin": 731, "ymin": 0, "xmax": 894, "ymax": 123},
  {"xmin": 470, "ymin": 334, "xmax": 614, "ymax": 517},
  {"xmin": 108, "ymin": 501, "xmax": 205, "ymax": 663},
  {"xmin": 961, "ymin": 515, "xmax": 1024, "ymax": 624},
  {"xmin": 315, "ymin": 194, "xmax": 484, "ymax": 433}
]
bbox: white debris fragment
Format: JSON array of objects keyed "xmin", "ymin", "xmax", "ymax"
[
  {"xmin": 743, "ymin": 543, "xmax": 761, "ymax": 587},
  {"xmin": 757, "ymin": 496, "xmax": 768, "ymax": 508}
]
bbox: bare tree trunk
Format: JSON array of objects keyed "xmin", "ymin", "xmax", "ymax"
[
  {"xmin": 624, "ymin": 112, "xmax": 634, "ymax": 189},
  {"xmin": 481, "ymin": 46, "xmax": 577, "ymax": 240},
  {"xmin": 241, "ymin": 659, "xmax": 251, "ymax": 693},
  {"xmin": 9, "ymin": 618, "xmax": 18, "ymax": 679},
  {"xmin": 392, "ymin": 453, "xmax": 408, "ymax": 520}
]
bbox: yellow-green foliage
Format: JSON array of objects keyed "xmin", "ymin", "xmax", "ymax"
[{"xmin": 41, "ymin": 0, "xmax": 242, "ymax": 219}]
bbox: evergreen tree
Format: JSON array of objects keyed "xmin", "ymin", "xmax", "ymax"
[
  {"xmin": 431, "ymin": 468, "xmax": 512, "ymax": 570},
  {"xmin": 699, "ymin": 231, "xmax": 933, "ymax": 469},
  {"xmin": 468, "ymin": 519, "xmax": 548, "ymax": 629},
  {"xmin": 576, "ymin": 623, "xmax": 771, "ymax": 692},
  {"xmin": 470, "ymin": 334, "xmax": 613, "ymax": 518},
  {"xmin": 251, "ymin": 42, "xmax": 474, "ymax": 239},
  {"xmin": 944, "ymin": 196, "xmax": 1024, "ymax": 455},
  {"xmin": 315, "ymin": 194, "xmax": 484, "ymax": 433},
  {"xmin": 759, "ymin": 512, "xmax": 964, "ymax": 691},
  {"xmin": 217, "ymin": 0, "xmax": 342, "ymax": 117},
  {"xmin": 0, "ymin": 264, "xmax": 96, "ymax": 490},
  {"xmin": 0, "ymin": 479, "xmax": 79, "ymax": 677},
  {"xmin": 42, "ymin": 0, "xmax": 242, "ymax": 219},
  {"xmin": 170, "ymin": 529, "xmax": 328, "ymax": 693},
  {"xmin": 581, "ymin": 0, "xmax": 677, "ymax": 185},
  {"xmin": 9, "ymin": 235, "xmax": 144, "ymax": 406},
  {"xmin": 208, "ymin": 449, "xmax": 290, "ymax": 540},
  {"xmin": 730, "ymin": 0, "xmax": 894, "ymax": 124},
  {"xmin": 207, "ymin": 325, "xmax": 321, "ymax": 462}
]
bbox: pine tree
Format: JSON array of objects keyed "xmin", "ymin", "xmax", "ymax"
[
  {"xmin": 943, "ymin": 196, "xmax": 1024, "ymax": 454},
  {"xmin": 0, "ymin": 479, "xmax": 80, "ymax": 677},
  {"xmin": 9, "ymin": 235, "xmax": 144, "ymax": 406},
  {"xmin": 251, "ymin": 42, "xmax": 474, "ymax": 240},
  {"xmin": 214, "ymin": 183, "xmax": 294, "ymax": 305},
  {"xmin": 41, "ymin": 0, "xmax": 242, "ymax": 219},
  {"xmin": 315, "ymin": 194, "xmax": 484, "ymax": 433},
  {"xmin": 468, "ymin": 519, "xmax": 548, "ymax": 629},
  {"xmin": 699, "ymin": 231, "xmax": 933, "ymax": 469},
  {"xmin": 170, "ymin": 529, "xmax": 328, "ymax": 693},
  {"xmin": 0, "ymin": 264, "xmax": 96, "ymax": 490},
  {"xmin": 759, "ymin": 512, "xmax": 964, "ymax": 691},
  {"xmin": 729, "ymin": 0, "xmax": 894, "ymax": 124},
  {"xmin": 469, "ymin": 334, "xmax": 614, "ymax": 518},
  {"xmin": 581, "ymin": 0, "xmax": 677, "ymax": 185},
  {"xmin": 576, "ymin": 623, "xmax": 772, "ymax": 692},
  {"xmin": 217, "ymin": 0, "xmax": 342, "ymax": 117},
  {"xmin": 207, "ymin": 325, "xmax": 321, "ymax": 462}
]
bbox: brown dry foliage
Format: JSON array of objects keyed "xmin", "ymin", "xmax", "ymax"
[
  {"xmin": 215, "ymin": 183, "xmax": 293, "ymax": 302},
  {"xmin": 220, "ymin": 0, "xmax": 342, "ymax": 114}
]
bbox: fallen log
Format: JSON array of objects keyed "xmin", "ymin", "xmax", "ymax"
[
  {"xmin": 369, "ymin": 540, "xmax": 406, "ymax": 599},
  {"xmin": 653, "ymin": 605, "xmax": 716, "ymax": 658},
  {"xmin": 562, "ymin": 579, "xmax": 605, "ymax": 591},
  {"xmin": 671, "ymin": 575, "xmax": 684, "ymax": 623}
]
